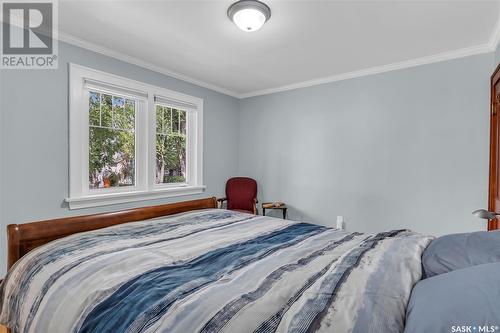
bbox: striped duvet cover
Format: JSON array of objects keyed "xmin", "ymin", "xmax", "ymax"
[{"xmin": 0, "ymin": 209, "xmax": 432, "ymax": 333}]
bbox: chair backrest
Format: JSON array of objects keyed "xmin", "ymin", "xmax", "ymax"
[{"xmin": 226, "ymin": 177, "xmax": 257, "ymax": 212}]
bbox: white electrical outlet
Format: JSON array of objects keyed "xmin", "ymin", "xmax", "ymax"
[{"xmin": 336, "ymin": 216, "xmax": 345, "ymax": 230}]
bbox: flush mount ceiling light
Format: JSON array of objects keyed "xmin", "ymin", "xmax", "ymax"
[{"xmin": 227, "ymin": 0, "xmax": 271, "ymax": 32}]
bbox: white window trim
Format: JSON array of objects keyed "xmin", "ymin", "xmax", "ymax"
[{"xmin": 66, "ymin": 63, "xmax": 204, "ymax": 209}]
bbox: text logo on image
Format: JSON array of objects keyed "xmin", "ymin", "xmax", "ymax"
[{"xmin": 1, "ymin": 0, "xmax": 58, "ymax": 69}]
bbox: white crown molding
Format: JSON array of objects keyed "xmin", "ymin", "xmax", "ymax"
[
  {"xmin": 240, "ymin": 8, "xmax": 500, "ymax": 99},
  {"xmin": 58, "ymin": 32, "xmax": 240, "ymax": 98},
  {"xmin": 239, "ymin": 43, "xmax": 494, "ymax": 98},
  {"xmin": 57, "ymin": 8, "xmax": 500, "ymax": 100},
  {"xmin": 488, "ymin": 8, "xmax": 500, "ymax": 52}
]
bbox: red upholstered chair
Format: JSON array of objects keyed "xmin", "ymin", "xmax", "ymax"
[{"xmin": 217, "ymin": 177, "xmax": 258, "ymax": 214}]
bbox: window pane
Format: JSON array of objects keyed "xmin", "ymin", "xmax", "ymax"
[
  {"xmin": 101, "ymin": 94, "xmax": 113, "ymax": 127},
  {"xmin": 123, "ymin": 99, "xmax": 135, "ymax": 129},
  {"xmin": 156, "ymin": 105, "xmax": 163, "ymax": 133},
  {"xmin": 163, "ymin": 107, "xmax": 171, "ymax": 134},
  {"xmin": 172, "ymin": 109, "xmax": 179, "ymax": 133},
  {"xmin": 113, "ymin": 97, "xmax": 135, "ymax": 130},
  {"xmin": 89, "ymin": 93, "xmax": 136, "ymax": 189},
  {"xmin": 89, "ymin": 92, "xmax": 101, "ymax": 126},
  {"xmin": 179, "ymin": 111, "xmax": 186, "ymax": 135},
  {"xmin": 112, "ymin": 96, "xmax": 124, "ymax": 128},
  {"xmin": 155, "ymin": 106, "xmax": 187, "ymax": 184}
]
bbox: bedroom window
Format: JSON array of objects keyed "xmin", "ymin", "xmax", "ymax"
[{"xmin": 67, "ymin": 64, "xmax": 204, "ymax": 209}]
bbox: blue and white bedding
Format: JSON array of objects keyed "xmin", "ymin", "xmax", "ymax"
[{"xmin": 0, "ymin": 209, "xmax": 432, "ymax": 333}]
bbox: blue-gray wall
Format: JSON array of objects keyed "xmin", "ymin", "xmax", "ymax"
[
  {"xmin": 0, "ymin": 42, "xmax": 240, "ymax": 276},
  {"xmin": 238, "ymin": 53, "xmax": 495, "ymax": 236}
]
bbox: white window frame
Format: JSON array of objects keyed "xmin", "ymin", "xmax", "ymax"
[{"xmin": 66, "ymin": 64, "xmax": 204, "ymax": 209}]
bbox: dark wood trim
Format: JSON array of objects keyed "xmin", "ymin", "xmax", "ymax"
[
  {"xmin": 216, "ymin": 197, "xmax": 258, "ymax": 214},
  {"xmin": 489, "ymin": 64, "xmax": 500, "ymax": 230},
  {"xmin": 7, "ymin": 197, "xmax": 217, "ymax": 270}
]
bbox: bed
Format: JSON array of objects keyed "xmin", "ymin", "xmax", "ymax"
[
  {"xmin": 0, "ymin": 198, "xmax": 430, "ymax": 332},
  {"xmin": 0, "ymin": 197, "xmax": 438, "ymax": 333}
]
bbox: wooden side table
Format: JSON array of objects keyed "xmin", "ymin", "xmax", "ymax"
[{"xmin": 262, "ymin": 203, "xmax": 287, "ymax": 219}]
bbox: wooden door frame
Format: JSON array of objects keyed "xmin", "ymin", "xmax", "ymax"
[{"xmin": 488, "ymin": 63, "xmax": 500, "ymax": 230}]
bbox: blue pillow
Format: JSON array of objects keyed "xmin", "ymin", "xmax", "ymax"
[
  {"xmin": 422, "ymin": 230, "xmax": 500, "ymax": 277},
  {"xmin": 404, "ymin": 262, "xmax": 500, "ymax": 333}
]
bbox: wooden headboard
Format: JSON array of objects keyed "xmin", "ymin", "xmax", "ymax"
[{"xmin": 6, "ymin": 197, "xmax": 218, "ymax": 270}]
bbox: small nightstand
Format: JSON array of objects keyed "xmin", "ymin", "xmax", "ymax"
[{"xmin": 262, "ymin": 203, "xmax": 287, "ymax": 219}]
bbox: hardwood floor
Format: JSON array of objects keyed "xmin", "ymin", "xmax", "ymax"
[{"xmin": 0, "ymin": 325, "xmax": 7, "ymax": 333}]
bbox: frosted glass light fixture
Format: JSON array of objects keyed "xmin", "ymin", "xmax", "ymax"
[{"xmin": 227, "ymin": 0, "xmax": 271, "ymax": 32}]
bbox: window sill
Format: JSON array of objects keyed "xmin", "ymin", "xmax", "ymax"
[{"xmin": 65, "ymin": 185, "xmax": 206, "ymax": 210}]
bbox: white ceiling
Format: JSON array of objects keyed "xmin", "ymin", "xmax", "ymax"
[{"xmin": 59, "ymin": 0, "xmax": 500, "ymax": 97}]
